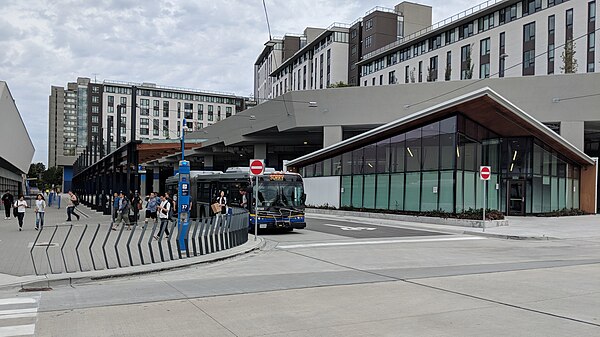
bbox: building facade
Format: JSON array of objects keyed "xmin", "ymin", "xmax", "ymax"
[
  {"xmin": 253, "ymin": 2, "xmax": 432, "ymax": 99},
  {"xmin": 0, "ymin": 81, "xmax": 35, "ymax": 197},
  {"xmin": 360, "ymin": 0, "xmax": 597, "ymax": 86},
  {"xmin": 49, "ymin": 77, "xmax": 251, "ymax": 190},
  {"xmin": 287, "ymin": 88, "xmax": 597, "ymax": 215}
]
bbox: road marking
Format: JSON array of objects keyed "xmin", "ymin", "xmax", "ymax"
[
  {"xmin": 0, "ymin": 313, "xmax": 37, "ymax": 320},
  {"xmin": 322, "ymin": 223, "xmax": 376, "ymax": 231},
  {"xmin": 0, "ymin": 308, "xmax": 37, "ymax": 316},
  {"xmin": 278, "ymin": 236, "xmax": 485, "ymax": 249},
  {"xmin": 0, "ymin": 324, "xmax": 35, "ymax": 337},
  {"xmin": 0, "ymin": 299, "xmax": 36, "ymax": 306}
]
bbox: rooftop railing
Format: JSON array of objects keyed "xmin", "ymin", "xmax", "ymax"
[{"xmin": 103, "ymin": 80, "xmax": 238, "ymax": 97}]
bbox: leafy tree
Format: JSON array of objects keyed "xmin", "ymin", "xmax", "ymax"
[
  {"xmin": 560, "ymin": 39, "xmax": 578, "ymax": 74},
  {"xmin": 327, "ymin": 81, "xmax": 352, "ymax": 88},
  {"xmin": 42, "ymin": 166, "xmax": 63, "ymax": 190},
  {"xmin": 409, "ymin": 67, "xmax": 416, "ymax": 83},
  {"xmin": 27, "ymin": 162, "xmax": 46, "ymax": 179},
  {"xmin": 464, "ymin": 44, "xmax": 474, "ymax": 80}
]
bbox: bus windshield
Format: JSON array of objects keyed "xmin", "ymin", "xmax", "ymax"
[{"xmin": 257, "ymin": 181, "xmax": 304, "ymax": 209}]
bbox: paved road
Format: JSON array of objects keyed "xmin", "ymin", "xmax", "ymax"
[{"xmin": 1, "ymin": 215, "xmax": 600, "ymax": 336}]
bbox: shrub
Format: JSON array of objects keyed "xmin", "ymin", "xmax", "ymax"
[
  {"xmin": 307, "ymin": 206, "xmax": 505, "ymax": 220},
  {"xmin": 535, "ymin": 208, "xmax": 585, "ymax": 217}
]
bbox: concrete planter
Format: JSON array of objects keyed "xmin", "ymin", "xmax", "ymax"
[{"xmin": 306, "ymin": 208, "xmax": 509, "ymax": 228}]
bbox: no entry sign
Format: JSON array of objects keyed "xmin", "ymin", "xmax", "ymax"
[
  {"xmin": 250, "ymin": 159, "xmax": 265, "ymax": 176},
  {"xmin": 480, "ymin": 166, "xmax": 491, "ymax": 180}
]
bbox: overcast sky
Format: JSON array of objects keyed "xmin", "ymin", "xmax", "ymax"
[{"xmin": 0, "ymin": 0, "xmax": 474, "ymax": 165}]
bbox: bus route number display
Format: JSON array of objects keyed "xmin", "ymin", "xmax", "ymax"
[{"xmin": 269, "ymin": 174, "xmax": 284, "ymax": 181}]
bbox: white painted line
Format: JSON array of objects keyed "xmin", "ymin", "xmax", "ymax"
[
  {"xmin": 0, "ymin": 324, "xmax": 35, "ymax": 337},
  {"xmin": 0, "ymin": 308, "xmax": 37, "ymax": 316},
  {"xmin": 0, "ymin": 313, "xmax": 37, "ymax": 320},
  {"xmin": 278, "ymin": 236, "xmax": 485, "ymax": 249},
  {"xmin": 322, "ymin": 223, "xmax": 376, "ymax": 231},
  {"xmin": 0, "ymin": 298, "xmax": 36, "ymax": 306}
]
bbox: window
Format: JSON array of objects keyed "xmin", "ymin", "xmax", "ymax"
[
  {"xmin": 523, "ymin": 50, "xmax": 536, "ymax": 70},
  {"xmin": 418, "ymin": 61, "xmax": 423, "ymax": 82},
  {"xmin": 91, "ymin": 115, "xmax": 99, "ymax": 123},
  {"xmin": 365, "ymin": 18, "xmax": 373, "ymax": 30},
  {"xmin": 566, "ymin": 9, "xmax": 573, "ymax": 30},
  {"xmin": 388, "ymin": 70, "xmax": 396, "ymax": 84},
  {"xmin": 480, "ymin": 63, "xmax": 490, "ymax": 78},
  {"xmin": 92, "ymin": 96, "xmax": 99, "ymax": 103},
  {"xmin": 208, "ymin": 105, "xmax": 213, "ymax": 121},
  {"xmin": 365, "ymin": 35, "xmax": 372, "ymax": 48},
  {"xmin": 405, "ymin": 65, "xmax": 409, "ymax": 83},
  {"xmin": 108, "ymin": 96, "xmax": 114, "ymax": 105},
  {"xmin": 524, "ymin": 22, "xmax": 535, "ymax": 42},
  {"xmin": 591, "ymin": 2, "xmax": 597, "ymax": 22},
  {"xmin": 91, "ymin": 106, "xmax": 99, "ymax": 113},
  {"xmin": 548, "ymin": 15, "xmax": 555, "ymax": 35},
  {"xmin": 480, "ymin": 38, "xmax": 490, "ymax": 56},
  {"xmin": 163, "ymin": 101, "xmax": 169, "ymax": 117},
  {"xmin": 445, "ymin": 51, "xmax": 452, "ymax": 81}
]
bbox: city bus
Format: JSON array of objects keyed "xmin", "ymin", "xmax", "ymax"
[{"xmin": 165, "ymin": 168, "xmax": 306, "ymax": 231}]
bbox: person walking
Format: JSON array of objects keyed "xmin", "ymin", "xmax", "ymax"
[
  {"xmin": 34, "ymin": 193, "xmax": 46, "ymax": 230},
  {"xmin": 144, "ymin": 192, "xmax": 160, "ymax": 226},
  {"xmin": 13, "ymin": 194, "xmax": 28, "ymax": 231},
  {"xmin": 132, "ymin": 191, "xmax": 142, "ymax": 224},
  {"xmin": 216, "ymin": 190, "xmax": 228, "ymax": 215},
  {"xmin": 112, "ymin": 192, "xmax": 131, "ymax": 230},
  {"xmin": 112, "ymin": 192, "xmax": 120, "ymax": 223},
  {"xmin": 66, "ymin": 191, "xmax": 80, "ymax": 221},
  {"xmin": 154, "ymin": 193, "xmax": 171, "ymax": 240},
  {"xmin": 2, "ymin": 189, "xmax": 14, "ymax": 220}
]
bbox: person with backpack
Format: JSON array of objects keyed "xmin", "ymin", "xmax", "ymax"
[
  {"xmin": 66, "ymin": 191, "xmax": 80, "ymax": 221},
  {"xmin": 34, "ymin": 193, "xmax": 46, "ymax": 230},
  {"xmin": 2, "ymin": 189, "xmax": 14, "ymax": 220},
  {"xmin": 112, "ymin": 192, "xmax": 131, "ymax": 230}
]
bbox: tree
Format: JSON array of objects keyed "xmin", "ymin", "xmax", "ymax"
[
  {"xmin": 409, "ymin": 67, "xmax": 416, "ymax": 83},
  {"xmin": 445, "ymin": 64, "xmax": 452, "ymax": 81},
  {"xmin": 464, "ymin": 44, "xmax": 475, "ymax": 80},
  {"xmin": 327, "ymin": 81, "xmax": 352, "ymax": 88},
  {"xmin": 27, "ymin": 163, "xmax": 46, "ymax": 179},
  {"xmin": 42, "ymin": 166, "xmax": 63, "ymax": 190},
  {"xmin": 560, "ymin": 39, "xmax": 578, "ymax": 74},
  {"xmin": 426, "ymin": 66, "xmax": 437, "ymax": 82}
]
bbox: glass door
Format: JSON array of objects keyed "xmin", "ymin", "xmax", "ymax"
[{"xmin": 507, "ymin": 180, "xmax": 525, "ymax": 216}]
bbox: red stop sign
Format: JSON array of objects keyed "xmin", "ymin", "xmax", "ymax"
[
  {"xmin": 480, "ymin": 166, "xmax": 491, "ymax": 180},
  {"xmin": 250, "ymin": 159, "xmax": 264, "ymax": 175}
]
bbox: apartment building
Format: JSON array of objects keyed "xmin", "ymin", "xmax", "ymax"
[
  {"xmin": 49, "ymin": 77, "xmax": 252, "ymax": 189},
  {"xmin": 253, "ymin": 2, "xmax": 432, "ymax": 101},
  {"xmin": 360, "ymin": 0, "xmax": 597, "ymax": 85}
]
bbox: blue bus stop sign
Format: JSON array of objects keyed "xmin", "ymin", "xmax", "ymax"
[{"xmin": 177, "ymin": 160, "xmax": 191, "ymax": 251}]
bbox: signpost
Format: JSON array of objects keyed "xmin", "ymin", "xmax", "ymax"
[
  {"xmin": 480, "ymin": 166, "xmax": 491, "ymax": 232},
  {"xmin": 178, "ymin": 160, "xmax": 190, "ymax": 250},
  {"xmin": 249, "ymin": 159, "xmax": 264, "ymax": 241}
]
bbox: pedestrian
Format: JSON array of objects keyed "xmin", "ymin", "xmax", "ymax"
[
  {"xmin": 66, "ymin": 190, "xmax": 80, "ymax": 221},
  {"xmin": 215, "ymin": 190, "xmax": 228, "ymax": 215},
  {"xmin": 34, "ymin": 193, "xmax": 46, "ymax": 230},
  {"xmin": 13, "ymin": 194, "xmax": 28, "ymax": 231},
  {"xmin": 112, "ymin": 192, "xmax": 120, "ymax": 222},
  {"xmin": 112, "ymin": 192, "xmax": 131, "ymax": 230},
  {"xmin": 239, "ymin": 188, "xmax": 248, "ymax": 210},
  {"xmin": 165, "ymin": 192, "xmax": 175, "ymax": 220},
  {"xmin": 154, "ymin": 193, "xmax": 171, "ymax": 240},
  {"xmin": 144, "ymin": 192, "xmax": 160, "ymax": 226},
  {"xmin": 2, "ymin": 189, "xmax": 14, "ymax": 220},
  {"xmin": 132, "ymin": 191, "xmax": 142, "ymax": 224}
]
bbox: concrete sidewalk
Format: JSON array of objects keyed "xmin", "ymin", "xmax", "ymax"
[
  {"xmin": 306, "ymin": 210, "xmax": 600, "ymax": 240},
  {"xmin": 0, "ymin": 194, "xmax": 263, "ymax": 289}
]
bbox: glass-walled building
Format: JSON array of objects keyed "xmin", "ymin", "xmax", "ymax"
[{"xmin": 287, "ymin": 88, "xmax": 597, "ymax": 215}]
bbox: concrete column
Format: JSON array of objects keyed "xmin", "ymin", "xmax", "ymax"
[
  {"xmin": 253, "ymin": 143, "xmax": 267, "ymax": 159},
  {"xmin": 560, "ymin": 121, "xmax": 585, "ymax": 151},
  {"xmin": 204, "ymin": 155, "xmax": 214, "ymax": 170},
  {"xmin": 323, "ymin": 125, "xmax": 343, "ymax": 148}
]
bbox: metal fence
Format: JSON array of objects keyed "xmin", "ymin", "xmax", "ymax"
[{"xmin": 29, "ymin": 209, "xmax": 249, "ymax": 275}]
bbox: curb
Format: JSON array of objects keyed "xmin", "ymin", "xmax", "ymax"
[
  {"xmin": 3, "ymin": 236, "xmax": 266, "ymax": 291},
  {"xmin": 306, "ymin": 208, "xmax": 509, "ymax": 228},
  {"xmin": 462, "ymin": 231, "xmax": 557, "ymax": 240}
]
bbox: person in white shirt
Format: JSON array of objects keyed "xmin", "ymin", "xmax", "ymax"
[
  {"xmin": 154, "ymin": 194, "xmax": 171, "ymax": 240},
  {"xmin": 13, "ymin": 195, "xmax": 28, "ymax": 231},
  {"xmin": 34, "ymin": 193, "xmax": 46, "ymax": 230}
]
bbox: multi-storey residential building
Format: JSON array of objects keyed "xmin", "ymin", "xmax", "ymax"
[
  {"xmin": 254, "ymin": 2, "xmax": 433, "ymax": 100},
  {"xmin": 359, "ymin": 0, "xmax": 597, "ymax": 85},
  {"xmin": 49, "ymin": 77, "xmax": 251, "ymax": 190}
]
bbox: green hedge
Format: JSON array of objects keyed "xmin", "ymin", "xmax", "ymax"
[{"xmin": 307, "ymin": 205, "xmax": 505, "ymax": 220}]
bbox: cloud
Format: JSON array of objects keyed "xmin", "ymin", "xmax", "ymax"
[{"xmin": 0, "ymin": 0, "xmax": 472, "ymax": 164}]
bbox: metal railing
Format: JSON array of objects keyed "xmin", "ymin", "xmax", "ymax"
[{"xmin": 29, "ymin": 209, "xmax": 250, "ymax": 275}]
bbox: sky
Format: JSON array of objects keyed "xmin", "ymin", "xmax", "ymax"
[{"xmin": 0, "ymin": 0, "xmax": 474, "ymax": 165}]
